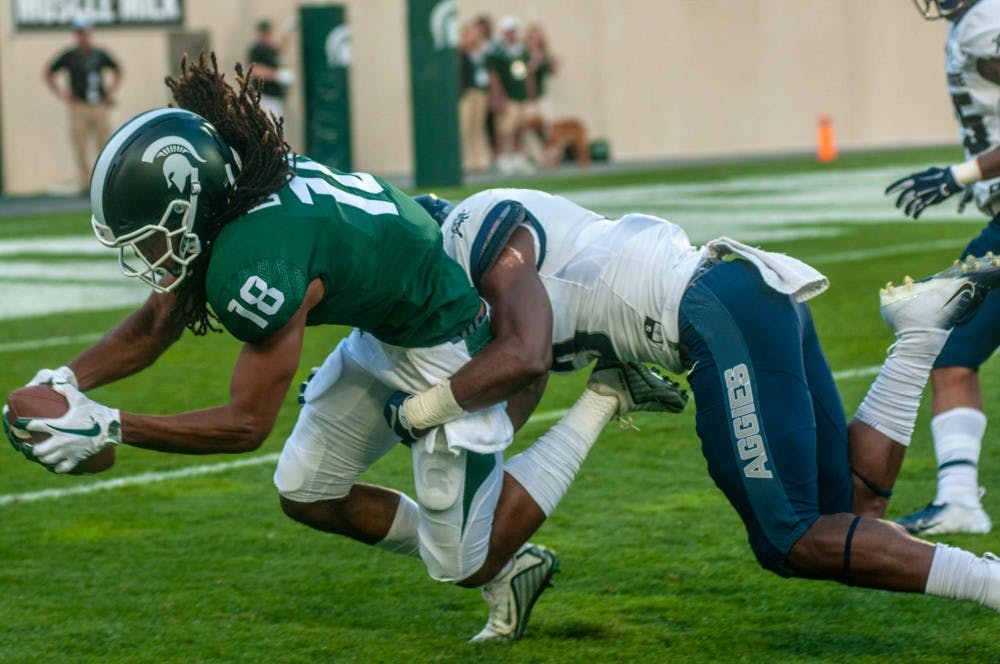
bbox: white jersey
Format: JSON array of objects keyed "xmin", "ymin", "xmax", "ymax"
[
  {"xmin": 441, "ymin": 189, "xmax": 829, "ymax": 376},
  {"xmin": 946, "ymin": 0, "xmax": 1000, "ymax": 212},
  {"xmin": 442, "ymin": 189, "xmax": 704, "ymax": 373}
]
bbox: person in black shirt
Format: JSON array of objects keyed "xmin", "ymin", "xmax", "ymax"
[
  {"xmin": 45, "ymin": 19, "xmax": 122, "ymax": 193},
  {"xmin": 248, "ymin": 19, "xmax": 295, "ymax": 125}
]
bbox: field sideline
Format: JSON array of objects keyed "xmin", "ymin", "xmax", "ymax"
[{"xmin": 2, "ymin": 148, "xmax": 999, "ymax": 662}]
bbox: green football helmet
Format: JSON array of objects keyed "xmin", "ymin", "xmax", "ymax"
[{"xmin": 90, "ymin": 108, "xmax": 242, "ymax": 292}]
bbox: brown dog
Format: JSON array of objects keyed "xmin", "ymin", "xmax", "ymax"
[{"xmin": 525, "ymin": 117, "xmax": 590, "ymax": 169}]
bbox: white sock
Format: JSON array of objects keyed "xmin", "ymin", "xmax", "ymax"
[
  {"xmin": 504, "ymin": 389, "xmax": 617, "ymax": 516},
  {"xmin": 933, "ymin": 407, "xmax": 987, "ymax": 506},
  {"xmin": 374, "ymin": 492, "xmax": 421, "ymax": 558},
  {"xmin": 925, "ymin": 543, "xmax": 1000, "ymax": 610},
  {"xmin": 854, "ymin": 329, "xmax": 950, "ymax": 446}
]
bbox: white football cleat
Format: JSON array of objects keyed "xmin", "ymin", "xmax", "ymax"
[
  {"xmin": 896, "ymin": 500, "xmax": 992, "ymax": 536},
  {"xmin": 469, "ymin": 543, "xmax": 559, "ymax": 643},
  {"xmin": 880, "ymin": 253, "xmax": 1000, "ymax": 333}
]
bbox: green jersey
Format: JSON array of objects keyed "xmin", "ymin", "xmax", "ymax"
[
  {"xmin": 488, "ymin": 43, "xmax": 529, "ymax": 101},
  {"xmin": 205, "ymin": 156, "xmax": 481, "ymax": 346}
]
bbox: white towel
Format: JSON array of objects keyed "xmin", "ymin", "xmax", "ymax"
[
  {"xmin": 705, "ymin": 236, "xmax": 829, "ymax": 302},
  {"xmin": 419, "ymin": 404, "xmax": 514, "ymax": 455}
]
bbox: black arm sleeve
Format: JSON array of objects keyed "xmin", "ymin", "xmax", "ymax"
[{"xmin": 48, "ymin": 50, "xmax": 69, "ymax": 73}]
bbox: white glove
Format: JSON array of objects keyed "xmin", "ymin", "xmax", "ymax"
[
  {"xmin": 27, "ymin": 365, "xmax": 78, "ymax": 388},
  {"xmin": 276, "ymin": 68, "xmax": 296, "ymax": 85},
  {"xmin": 282, "ymin": 15, "xmax": 299, "ymax": 33},
  {"xmin": 22, "ymin": 382, "xmax": 121, "ymax": 474}
]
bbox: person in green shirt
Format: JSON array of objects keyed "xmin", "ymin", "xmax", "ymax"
[{"xmin": 7, "ymin": 54, "xmax": 685, "ymax": 642}]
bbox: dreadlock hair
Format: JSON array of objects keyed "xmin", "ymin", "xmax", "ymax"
[{"xmin": 164, "ymin": 51, "xmax": 292, "ymax": 335}]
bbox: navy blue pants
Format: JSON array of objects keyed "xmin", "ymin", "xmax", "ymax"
[
  {"xmin": 935, "ymin": 216, "xmax": 1000, "ymax": 369},
  {"xmin": 678, "ymin": 260, "xmax": 853, "ymax": 574}
]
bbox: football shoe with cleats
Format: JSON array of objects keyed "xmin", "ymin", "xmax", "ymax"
[
  {"xmin": 587, "ymin": 360, "xmax": 688, "ymax": 417},
  {"xmin": 469, "ymin": 543, "xmax": 560, "ymax": 643},
  {"xmin": 879, "ymin": 253, "xmax": 1000, "ymax": 333},
  {"xmin": 897, "ymin": 497, "xmax": 992, "ymax": 536}
]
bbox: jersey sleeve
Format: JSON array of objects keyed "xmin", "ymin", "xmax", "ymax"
[
  {"xmin": 442, "ymin": 191, "xmax": 545, "ymax": 289},
  {"xmin": 209, "ymin": 257, "xmax": 309, "ymax": 343},
  {"xmin": 48, "ymin": 50, "xmax": 69, "ymax": 72},
  {"xmin": 100, "ymin": 49, "xmax": 120, "ymax": 70},
  {"xmin": 958, "ymin": 10, "xmax": 1000, "ymax": 60}
]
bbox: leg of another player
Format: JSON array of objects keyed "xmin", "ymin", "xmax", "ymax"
[
  {"xmin": 279, "ymin": 485, "xmax": 419, "ymax": 556},
  {"xmin": 929, "ymin": 367, "xmax": 988, "ymax": 508},
  {"xmin": 788, "ymin": 513, "xmax": 1000, "ymax": 610},
  {"xmin": 847, "ymin": 420, "xmax": 907, "ymax": 518},
  {"xmin": 457, "ymin": 386, "xmax": 618, "ymax": 587}
]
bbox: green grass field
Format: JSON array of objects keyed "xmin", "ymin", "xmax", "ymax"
[{"xmin": 3, "ymin": 148, "xmax": 1000, "ymax": 663}]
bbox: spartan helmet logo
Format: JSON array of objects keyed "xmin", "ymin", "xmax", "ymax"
[
  {"xmin": 429, "ymin": 0, "xmax": 457, "ymax": 50},
  {"xmin": 325, "ymin": 25, "xmax": 351, "ymax": 68},
  {"xmin": 140, "ymin": 136, "xmax": 208, "ymax": 194}
]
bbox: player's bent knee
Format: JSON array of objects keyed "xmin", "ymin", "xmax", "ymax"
[
  {"xmin": 748, "ymin": 541, "xmax": 790, "ymax": 576},
  {"xmin": 278, "ymin": 494, "xmax": 353, "ymax": 535},
  {"xmin": 279, "ymin": 494, "xmax": 333, "ymax": 524},
  {"xmin": 278, "ymin": 494, "xmax": 313, "ymax": 523},
  {"xmin": 411, "ymin": 445, "xmax": 500, "ymax": 583},
  {"xmin": 749, "ymin": 516, "xmax": 825, "ymax": 577}
]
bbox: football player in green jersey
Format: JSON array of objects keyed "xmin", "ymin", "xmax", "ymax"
[{"xmin": 6, "ymin": 54, "xmax": 685, "ymax": 641}]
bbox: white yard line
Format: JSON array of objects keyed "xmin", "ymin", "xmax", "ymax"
[
  {"xmin": 0, "ymin": 454, "xmax": 280, "ymax": 506},
  {"xmin": 0, "ymin": 333, "xmax": 103, "ymax": 353},
  {"xmin": 0, "ymin": 366, "xmax": 881, "ymax": 507}
]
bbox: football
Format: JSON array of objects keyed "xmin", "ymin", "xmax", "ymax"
[{"xmin": 5, "ymin": 385, "xmax": 115, "ymax": 475}]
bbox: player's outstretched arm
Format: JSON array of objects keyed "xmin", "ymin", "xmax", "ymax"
[
  {"xmin": 35, "ymin": 288, "xmax": 185, "ymax": 392},
  {"xmin": 118, "ymin": 278, "xmax": 324, "ymax": 454},
  {"xmin": 73, "ymin": 289, "xmax": 184, "ymax": 389},
  {"xmin": 26, "ymin": 279, "xmax": 324, "ymax": 470}
]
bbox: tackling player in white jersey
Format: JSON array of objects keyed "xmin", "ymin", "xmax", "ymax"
[
  {"xmin": 417, "ymin": 187, "xmax": 1000, "ymax": 637},
  {"xmin": 887, "ymin": 0, "xmax": 1000, "ymax": 535}
]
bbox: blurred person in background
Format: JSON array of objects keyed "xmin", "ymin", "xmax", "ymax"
[
  {"xmin": 475, "ymin": 14, "xmax": 499, "ymax": 158},
  {"xmin": 487, "ymin": 16, "xmax": 532, "ymax": 174},
  {"xmin": 524, "ymin": 24, "xmax": 557, "ymax": 138},
  {"xmin": 522, "ymin": 24, "xmax": 575, "ymax": 170},
  {"xmin": 248, "ymin": 18, "xmax": 296, "ymax": 123},
  {"xmin": 45, "ymin": 18, "xmax": 122, "ymax": 194},
  {"xmin": 885, "ymin": 0, "xmax": 1000, "ymax": 537},
  {"xmin": 458, "ymin": 20, "xmax": 491, "ymax": 173}
]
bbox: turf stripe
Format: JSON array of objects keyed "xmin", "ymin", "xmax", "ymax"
[
  {"xmin": 0, "ymin": 454, "xmax": 281, "ymax": 506},
  {"xmin": 0, "ymin": 333, "xmax": 103, "ymax": 353},
  {"xmin": 804, "ymin": 239, "xmax": 965, "ymax": 265}
]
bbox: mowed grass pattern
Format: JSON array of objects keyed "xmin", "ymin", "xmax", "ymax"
[{"xmin": 1, "ymin": 148, "xmax": 999, "ymax": 662}]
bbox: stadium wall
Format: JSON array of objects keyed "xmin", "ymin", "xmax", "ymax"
[{"xmin": 0, "ymin": 0, "xmax": 956, "ymax": 195}]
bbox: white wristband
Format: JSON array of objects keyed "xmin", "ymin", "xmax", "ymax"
[
  {"xmin": 950, "ymin": 159, "xmax": 983, "ymax": 186},
  {"xmin": 402, "ymin": 380, "xmax": 465, "ymax": 430}
]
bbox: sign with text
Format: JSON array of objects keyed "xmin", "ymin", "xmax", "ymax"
[{"xmin": 14, "ymin": 0, "xmax": 184, "ymax": 30}]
